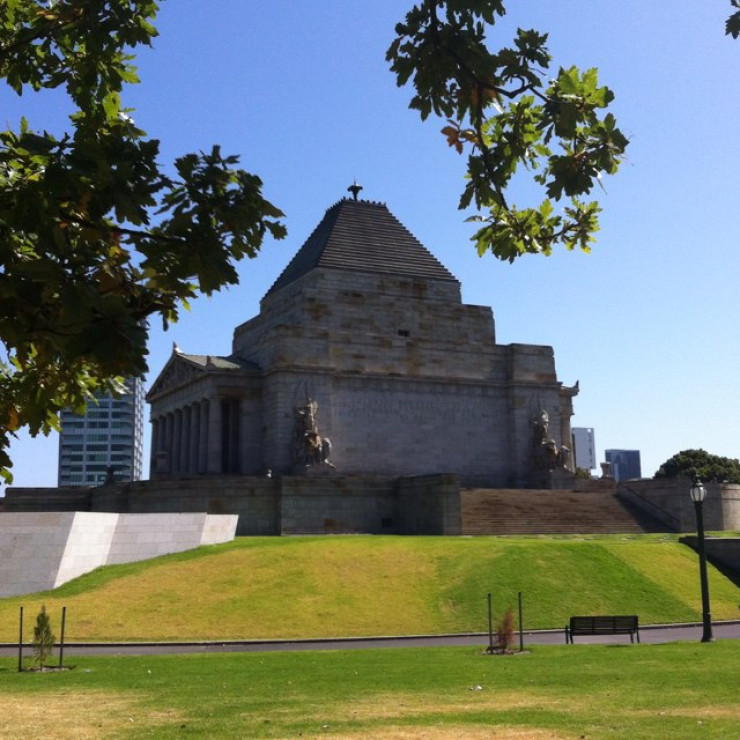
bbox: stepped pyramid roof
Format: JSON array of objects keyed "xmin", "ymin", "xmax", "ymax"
[{"xmin": 265, "ymin": 198, "xmax": 458, "ymax": 296}]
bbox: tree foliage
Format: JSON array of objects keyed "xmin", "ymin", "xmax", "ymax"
[
  {"xmin": 494, "ymin": 606, "xmax": 516, "ymax": 653},
  {"xmin": 387, "ymin": 1, "xmax": 629, "ymax": 262},
  {"xmin": 654, "ymin": 449, "xmax": 740, "ymax": 484},
  {"xmin": 728, "ymin": 0, "xmax": 740, "ymax": 39},
  {"xmin": 1, "ymin": 2, "xmax": 736, "ymax": 482},
  {"xmin": 32, "ymin": 604, "xmax": 55, "ymax": 668},
  {"xmin": 0, "ymin": 0, "xmax": 285, "ymax": 481}
]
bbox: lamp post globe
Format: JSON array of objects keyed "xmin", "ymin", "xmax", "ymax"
[
  {"xmin": 689, "ymin": 479, "xmax": 714, "ymax": 642},
  {"xmin": 689, "ymin": 479, "xmax": 706, "ymax": 504}
]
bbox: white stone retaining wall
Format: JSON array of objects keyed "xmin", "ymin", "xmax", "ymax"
[{"xmin": 0, "ymin": 512, "xmax": 237, "ymax": 597}]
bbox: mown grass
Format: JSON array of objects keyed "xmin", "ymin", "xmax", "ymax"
[
  {"xmin": 0, "ymin": 642, "xmax": 738, "ymax": 738},
  {"xmin": 0, "ymin": 535, "xmax": 737, "ymax": 642}
]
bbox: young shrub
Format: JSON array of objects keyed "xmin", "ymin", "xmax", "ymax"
[
  {"xmin": 495, "ymin": 607, "xmax": 516, "ymax": 653},
  {"xmin": 32, "ymin": 605, "xmax": 55, "ymax": 669}
]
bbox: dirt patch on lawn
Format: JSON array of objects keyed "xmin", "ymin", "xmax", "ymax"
[
  {"xmin": 266, "ymin": 691, "xmax": 576, "ymax": 739},
  {"xmin": 633, "ymin": 705, "xmax": 740, "ymax": 720},
  {"xmin": 310, "ymin": 727, "xmax": 569, "ymax": 739},
  {"xmin": 334, "ymin": 690, "xmax": 574, "ymax": 722},
  {"xmin": 0, "ymin": 691, "xmax": 181, "ymax": 739}
]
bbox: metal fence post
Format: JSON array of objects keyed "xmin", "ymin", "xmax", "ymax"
[
  {"xmin": 487, "ymin": 593, "xmax": 494, "ymax": 653},
  {"xmin": 518, "ymin": 591, "xmax": 524, "ymax": 652},
  {"xmin": 18, "ymin": 606, "xmax": 23, "ymax": 673},
  {"xmin": 59, "ymin": 606, "xmax": 67, "ymax": 667}
]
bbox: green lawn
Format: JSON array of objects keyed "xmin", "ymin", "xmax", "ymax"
[
  {"xmin": 0, "ymin": 535, "xmax": 737, "ymax": 642},
  {"xmin": 1, "ymin": 642, "xmax": 738, "ymax": 738}
]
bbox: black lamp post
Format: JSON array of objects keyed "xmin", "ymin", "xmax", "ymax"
[{"xmin": 689, "ymin": 479, "xmax": 714, "ymax": 643}]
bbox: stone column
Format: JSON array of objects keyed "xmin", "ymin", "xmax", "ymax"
[
  {"xmin": 189, "ymin": 402, "xmax": 200, "ymax": 474},
  {"xmin": 199, "ymin": 399, "xmax": 209, "ymax": 474},
  {"xmin": 233, "ymin": 399, "xmax": 241, "ymax": 473},
  {"xmin": 182, "ymin": 405, "xmax": 192, "ymax": 474},
  {"xmin": 206, "ymin": 395, "xmax": 222, "ymax": 473},
  {"xmin": 173, "ymin": 409, "xmax": 182, "ymax": 474},
  {"xmin": 165, "ymin": 412, "xmax": 174, "ymax": 474},
  {"xmin": 223, "ymin": 398, "xmax": 241, "ymax": 474},
  {"xmin": 149, "ymin": 417, "xmax": 159, "ymax": 473},
  {"xmin": 156, "ymin": 415, "xmax": 167, "ymax": 452}
]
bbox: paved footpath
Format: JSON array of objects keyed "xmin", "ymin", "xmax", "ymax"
[{"xmin": 2, "ymin": 621, "xmax": 738, "ymax": 657}]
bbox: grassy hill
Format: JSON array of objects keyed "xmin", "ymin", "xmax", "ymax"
[{"xmin": 1, "ymin": 534, "xmax": 737, "ymax": 642}]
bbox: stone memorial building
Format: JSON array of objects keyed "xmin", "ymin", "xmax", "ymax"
[
  {"xmin": 147, "ymin": 195, "xmax": 578, "ymax": 489},
  {"xmin": 15, "ymin": 194, "xmax": 737, "ymax": 538}
]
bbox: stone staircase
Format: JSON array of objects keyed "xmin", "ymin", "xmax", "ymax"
[{"xmin": 460, "ymin": 488, "xmax": 668, "ymax": 535}]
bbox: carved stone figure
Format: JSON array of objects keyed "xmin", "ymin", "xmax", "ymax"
[
  {"xmin": 293, "ymin": 398, "xmax": 334, "ymax": 469},
  {"xmin": 532, "ymin": 408, "xmax": 550, "ymax": 447},
  {"xmin": 531, "ymin": 407, "xmax": 570, "ymax": 472}
]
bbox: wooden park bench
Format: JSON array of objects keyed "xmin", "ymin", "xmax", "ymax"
[{"xmin": 565, "ymin": 615, "xmax": 640, "ymax": 644}]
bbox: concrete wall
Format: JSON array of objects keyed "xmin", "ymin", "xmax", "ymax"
[
  {"xmin": 0, "ymin": 512, "xmax": 237, "ymax": 597},
  {"xmin": 0, "ymin": 512, "xmax": 102, "ymax": 597},
  {"xmin": 681, "ymin": 536, "xmax": 740, "ymax": 580},
  {"xmin": 55, "ymin": 512, "xmax": 119, "ymax": 586},
  {"xmin": 105, "ymin": 513, "xmax": 237, "ymax": 565}
]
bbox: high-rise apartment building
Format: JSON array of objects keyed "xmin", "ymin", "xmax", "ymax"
[
  {"xmin": 605, "ymin": 449, "xmax": 642, "ymax": 481},
  {"xmin": 571, "ymin": 427, "xmax": 597, "ymax": 471},
  {"xmin": 58, "ymin": 377, "xmax": 145, "ymax": 486}
]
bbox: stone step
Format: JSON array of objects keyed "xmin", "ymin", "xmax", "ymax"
[{"xmin": 460, "ymin": 488, "xmax": 667, "ymax": 536}]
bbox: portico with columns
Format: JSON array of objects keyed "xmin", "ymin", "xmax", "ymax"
[{"xmin": 147, "ymin": 351, "xmax": 262, "ymax": 477}]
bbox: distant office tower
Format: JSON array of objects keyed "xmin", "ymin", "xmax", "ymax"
[
  {"xmin": 605, "ymin": 449, "xmax": 642, "ymax": 481},
  {"xmin": 58, "ymin": 377, "xmax": 145, "ymax": 486},
  {"xmin": 571, "ymin": 427, "xmax": 597, "ymax": 471}
]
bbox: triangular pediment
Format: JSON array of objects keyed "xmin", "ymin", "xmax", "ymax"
[{"xmin": 146, "ymin": 351, "xmax": 258, "ymax": 401}]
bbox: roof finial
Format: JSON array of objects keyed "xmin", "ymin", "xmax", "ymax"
[{"xmin": 347, "ymin": 180, "xmax": 363, "ymax": 201}]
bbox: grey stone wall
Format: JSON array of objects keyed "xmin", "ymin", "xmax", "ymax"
[
  {"xmin": 6, "ymin": 476, "xmax": 738, "ymax": 538},
  {"xmin": 5, "ymin": 473, "xmax": 464, "ymax": 536},
  {"xmin": 396, "ymin": 474, "xmax": 461, "ymax": 534},
  {"xmin": 234, "ymin": 269, "xmax": 465, "ymax": 357},
  {"xmin": 150, "ymin": 236, "xmax": 577, "ymax": 487},
  {"xmin": 5, "ymin": 486, "xmax": 93, "ymax": 512},
  {"xmin": 230, "ymin": 267, "xmax": 573, "ymax": 486},
  {"xmin": 618, "ymin": 478, "xmax": 740, "ymax": 532},
  {"xmin": 279, "ymin": 475, "xmax": 398, "ymax": 534},
  {"xmin": 720, "ymin": 484, "xmax": 740, "ymax": 531},
  {"xmin": 89, "ymin": 477, "xmax": 281, "ymax": 536}
]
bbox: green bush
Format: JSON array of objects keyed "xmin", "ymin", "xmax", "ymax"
[
  {"xmin": 654, "ymin": 449, "xmax": 740, "ymax": 483},
  {"xmin": 32, "ymin": 605, "xmax": 54, "ymax": 668}
]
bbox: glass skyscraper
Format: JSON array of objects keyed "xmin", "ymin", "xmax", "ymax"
[
  {"xmin": 604, "ymin": 449, "xmax": 642, "ymax": 482},
  {"xmin": 571, "ymin": 427, "xmax": 597, "ymax": 472},
  {"xmin": 57, "ymin": 377, "xmax": 145, "ymax": 486}
]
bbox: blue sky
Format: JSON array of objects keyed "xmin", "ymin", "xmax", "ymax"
[{"xmin": 2, "ymin": 0, "xmax": 739, "ymax": 489}]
